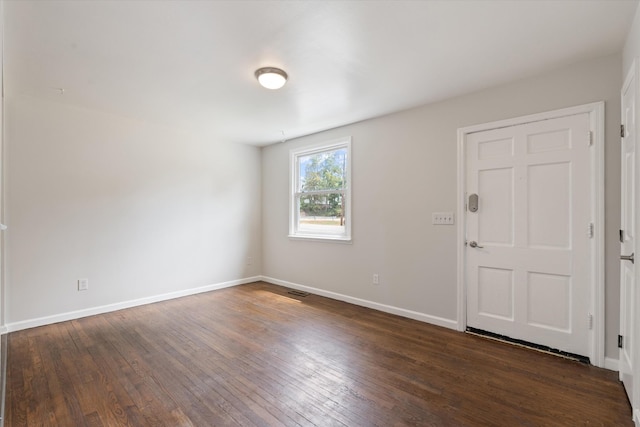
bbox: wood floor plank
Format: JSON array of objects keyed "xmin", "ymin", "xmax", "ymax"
[
  {"xmin": 106, "ymin": 318, "xmax": 247, "ymax": 427},
  {"xmin": 5, "ymin": 281, "xmax": 633, "ymax": 426}
]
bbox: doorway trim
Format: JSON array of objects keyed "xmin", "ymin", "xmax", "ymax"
[
  {"xmin": 625, "ymin": 57, "xmax": 640, "ymax": 426},
  {"xmin": 456, "ymin": 102, "xmax": 605, "ymax": 367}
]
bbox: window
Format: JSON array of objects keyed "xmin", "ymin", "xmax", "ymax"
[{"xmin": 290, "ymin": 138, "xmax": 351, "ymax": 241}]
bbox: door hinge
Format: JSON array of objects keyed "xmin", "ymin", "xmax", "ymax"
[
  {"xmin": 587, "ymin": 222, "xmax": 594, "ymax": 238},
  {"xmin": 618, "ymin": 335, "xmax": 624, "ymax": 349},
  {"xmin": 621, "ymin": 124, "xmax": 626, "ymax": 138},
  {"xmin": 588, "ymin": 314, "xmax": 593, "ymax": 330},
  {"xmin": 588, "ymin": 131, "xmax": 593, "ymax": 146},
  {"xmin": 620, "ymin": 229, "xmax": 625, "ymax": 243}
]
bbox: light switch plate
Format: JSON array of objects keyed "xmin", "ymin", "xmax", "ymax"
[{"xmin": 432, "ymin": 212, "xmax": 455, "ymax": 225}]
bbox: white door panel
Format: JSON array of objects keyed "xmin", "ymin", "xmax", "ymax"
[
  {"xmin": 477, "ymin": 167, "xmax": 513, "ymax": 245},
  {"xmin": 466, "ymin": 113, "xmax": 591, "ymax": 357},
  {"xmin": 477, "ymin": 266, "xmax": 513, "ymax": 320},
  {"xmin": 620, "ymin": 60, "xmax": 637, "ymax": 407},
  {"xmin": 528, "ymin": 162, "xmax": 571, "ymax": 248}
]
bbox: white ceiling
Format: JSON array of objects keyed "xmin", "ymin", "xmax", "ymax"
[{"xmin": 5, "ymin": 0, "xmax": 638, "ymax": 146}]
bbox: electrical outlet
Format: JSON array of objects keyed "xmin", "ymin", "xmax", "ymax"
[
  {"xmin": 247, "ymin": 256, "xmax": 253, "ymax": 266},
  {"xmin": 432, "ymin": 212, "xmax": 455, "ymax": 225},
  {"xmin": 78, "ymin": 278, "xmax": 89, "ymax": 291},
  {"xmin": 373, "ymin": 274, "xmax": 379, "ymax": 285}
]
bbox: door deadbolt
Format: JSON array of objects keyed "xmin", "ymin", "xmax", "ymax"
[{"xmin": 468, "ymin": 194, "xmax": 478, "ymax": 212}]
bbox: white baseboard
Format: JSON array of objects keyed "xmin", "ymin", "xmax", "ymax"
[
  {"xmin": 5, "ymin": 276, "xmax": 262, "ymax": 333},
  {"xmin": 604, "ymin": 357, "xmax": 619, "ymax": 372},
  {"xmin": 260, "ymin": 276, "xmax": 458, "ymax": 330}
]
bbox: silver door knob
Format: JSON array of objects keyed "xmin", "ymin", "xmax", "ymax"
[
  {"xmin": 469, "ymin": 241, "xmax": 484, "ymax": 248},
  {"xmin": 621, "ymin": 253, "xmax": 634, "ymax": 264}
]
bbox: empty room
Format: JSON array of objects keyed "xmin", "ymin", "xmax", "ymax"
[{"xmin": 2, "ymin": 0, "xmax": 640, "ymax": 425}]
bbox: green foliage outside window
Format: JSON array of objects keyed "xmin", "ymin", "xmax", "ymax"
[{"xmin": 299, "ymin": 149, "xmax": 347, "ymax": 220}]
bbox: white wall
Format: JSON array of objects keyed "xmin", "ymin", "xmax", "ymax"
[
  {"xmin": 262, "ymin": 53, "xmax": 622, "ymax": 359},
  {"xmin": 5, "ymin": 94, "xmax": 262, "ymax": 327},
  {"xmin": 623, "ymin": 2, "xmax": 640, "ymax": 74}
]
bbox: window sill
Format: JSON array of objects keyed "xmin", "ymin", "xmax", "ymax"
[{"xmin": 288, "ymin": 234, "xmax": 352, "ymax": 244}]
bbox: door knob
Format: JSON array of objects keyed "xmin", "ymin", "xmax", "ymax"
[
  {"xmin": 469, "ymin": 241, "xmax": 484, "ymax": 249},
  {"xmin": 621, "ymin": 253, "xmax": 634, "ymax": 264}
]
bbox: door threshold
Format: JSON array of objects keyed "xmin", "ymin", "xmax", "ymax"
[{"xmin": 465, "ymin": 327, "xmax": 590, "ymax": 364}]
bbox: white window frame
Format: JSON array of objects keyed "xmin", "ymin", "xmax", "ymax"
[{"xmin": 289, "ymin": 137, "xmax": 352, "ymax": 242}]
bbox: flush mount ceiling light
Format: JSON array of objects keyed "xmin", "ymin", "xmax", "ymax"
[{"xmin": 255, "ymin": 67, "xmax": 288, "ymax": 90}]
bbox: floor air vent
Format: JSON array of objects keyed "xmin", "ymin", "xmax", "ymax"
[{"xmin": 287, "ymin": 290, "xmax": 310, "ymax": 297}]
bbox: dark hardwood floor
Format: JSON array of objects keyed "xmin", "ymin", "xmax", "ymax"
[{"xmin": 5, "ymin": 281, "xmax": 633, "ymax": 426}]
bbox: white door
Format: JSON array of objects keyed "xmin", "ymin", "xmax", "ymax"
[
  {"xmin": 466, "ymin": 113, "xmax": 592, "ymax": 357},
  {"xmin": 620, "ymin": 61, "xmax": 637, "ymax": 405}
]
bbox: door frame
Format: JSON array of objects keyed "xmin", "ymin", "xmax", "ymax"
[
  {"xmin": 625, "ymin": 57, "xmax": 640, "ymax": 426},
  {"xmin": 455, "ymin": 102, "xmax": 605, "ymax": 367}
]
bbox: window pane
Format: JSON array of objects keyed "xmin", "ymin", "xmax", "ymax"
[
  {"xmin": 298, "ymin": 193, "xmax": 346, "ymax": 234},
  {"xmin": 290, "ymin": 137, "xmax": 351, "ymax": 242},
  {"xmin": 298, "ymin": 148, "xmax": 347, "ymax": 192}
]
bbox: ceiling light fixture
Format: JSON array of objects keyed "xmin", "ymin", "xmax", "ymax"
[{"xmin": 255, "ymin": 67, "xmax": 288, "ymax": 90}]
